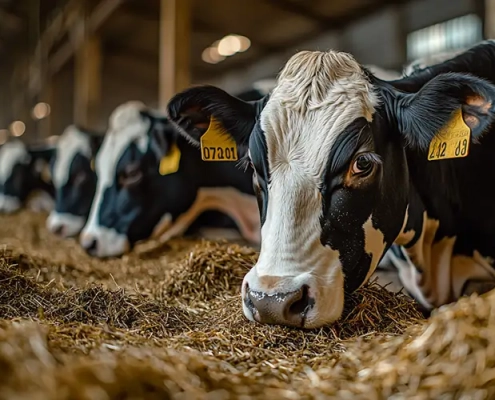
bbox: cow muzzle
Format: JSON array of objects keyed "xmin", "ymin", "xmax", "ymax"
[
  {"xmin": 46, "ymin": 212, "xmax": 85, "ymax": 238},
  {"xmin": 241, "ymin": 266, "xmax": 345, "ymax": 329},
  {"xmin": 0, "ymin": 194, "xmax": 21, "ymax": 214},
  {"xmin": 79, "ymin": 227, "xmax": 130, "ymax": 258}
]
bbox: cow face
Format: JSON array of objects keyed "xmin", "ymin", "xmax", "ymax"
[
  {"xmin": 46, "ymin": 126, "xmax": 103, "ymax": 238},
  {"xmin": 0, "ymin": 140, "xmax": 54, "ymax": 213},
  {"xmin": 80, "ymin": 101, "xmax": 178, "ymax": 258},
  {"xmin": 168, "ymin": 50, "xmax": 495, "ymax": 328}
]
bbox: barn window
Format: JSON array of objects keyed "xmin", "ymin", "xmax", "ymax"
[{"xmin": 406, "ymin": 14, "xmax": 483, "ymax": 61}]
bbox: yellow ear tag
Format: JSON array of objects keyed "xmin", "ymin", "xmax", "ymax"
[
  {"xmin": 41, "ymin": 164, "xmax": 51, "ymax": 183},
  {"xmin": 200, "ymin": 116, "xmax": 238, "ymax": 161},
  {"xmin": 90, "ymin": 158, "xmax": 95, "ymax": 171},
  {"xmin": 428, "ymin": 109, "xmax": 470, "ymax": 161},
  {"xmin": 159, "ymin": 143, "xmax": 181, "ymax": 175}
]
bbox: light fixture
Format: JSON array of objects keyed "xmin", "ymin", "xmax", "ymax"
[
  {"xmin": 32, "ymin": 102, "xmax": 51, "ymax": 120},
  {"xmin": 10, "ymin": 121, "xmax": 25, "ymax": 137},
  {"xmin": 0, "ymin": 129, "xmax": 8, "ymax": 145},
  {"xmin": 235, "ymin": 35, "xmax": 251, "ymax": 52},
  {"xmin": 202, "ymin": 34, "xmax": 251, "ymax": 64},
  {"xmin": 202, "ymin": 46, "xmax": 226, "ymax": 64},
  {"xmin": 217, "ymin": 35, "xmax": 242, "ymax": 56}
]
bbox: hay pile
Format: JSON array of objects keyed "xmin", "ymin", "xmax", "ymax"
[{"xmin": 0, "ymin": 211, "xmax": 494, "ymax": 398}]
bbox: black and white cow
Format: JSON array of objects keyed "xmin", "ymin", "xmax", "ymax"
[
  {"xmin": 79, "ymin": 101, "xmax": 260, "ymax": 258},
  {"xmin": 46, "ymin": 125, "xmax": 104, "ymax": 237},
  {"xmin": 0, "ymin": 139, "xmax": 55, "ymax": 213},
  {"xmin": 167, "ymin": 40, "xmax": 495, "ymax": 328}
]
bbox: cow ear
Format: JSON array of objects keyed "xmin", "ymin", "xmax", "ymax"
[
  {"xmin": 397, "ymin": 72, "xmax": 495, "ymax": 150},
  {"xmin": 167, "ymin": 85, "xmax": 263, "ymax": 156}
]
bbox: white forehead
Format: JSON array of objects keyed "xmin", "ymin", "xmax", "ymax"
[
  {"xmin": 52, "ymin": 125, "xmax": 92, "ymax": 188},
  {"xmin": 0, "ymin": 140, "xmax": 30, "ymax": 184},
  {"xmin": 260, "ymin": 50, "xmax": 379, "ymax": 182},
  {"xmin": 95, "ymin": 101, "xmax": 150, "ymax": 189}
]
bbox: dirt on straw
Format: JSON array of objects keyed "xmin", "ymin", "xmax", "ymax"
[{"xmin": 0, "ymin": 210, "xmax": 494, "ymax": 399}]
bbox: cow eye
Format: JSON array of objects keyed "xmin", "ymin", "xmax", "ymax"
[
  {"xmin": 352, "ymin": 154, "xmax": 374, "ymax": 175},
  {"xmin": 73, "ymin": 171, "xmax": 87, "ymax": 186},
  {"xmin": 119, "ymin": 162, "xmax": 143, "ymax": 188}
]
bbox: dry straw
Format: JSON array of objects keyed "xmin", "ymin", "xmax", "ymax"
[{"xmin": 0, "ymin": 211, "xmax": 494, "ymax": 399}]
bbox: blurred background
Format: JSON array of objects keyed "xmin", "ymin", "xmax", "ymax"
[{"xmin": 0, "ymin": 0, "xmax": 491, "ymax": 144}]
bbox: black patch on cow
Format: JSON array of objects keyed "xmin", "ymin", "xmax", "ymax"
[
  {"xmin": 248, "ymin": 120, "xmax": 270, "ymax": 225},
  {"xmin": 53, "ymin": 152, "xmax": 97, "ymax": 217}
]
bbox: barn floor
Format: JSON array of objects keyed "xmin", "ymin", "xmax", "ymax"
[{"xmin": 0, "ymin": 211, "xmax": 494, "ymax": 399}]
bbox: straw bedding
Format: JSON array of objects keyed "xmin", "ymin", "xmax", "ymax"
[{"xmin": 0, "ymin": 211, "xmax": 494, "ymax": 399}]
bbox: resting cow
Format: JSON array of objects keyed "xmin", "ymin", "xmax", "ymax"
[
  {"xmin": 167, "ymin": 39, "xmax": 495, "ymax": 328},
  {"xmin": 0, "ymin": 139, "xmax": 55, "ymax": 213},
  {"xmin": 46, "ymin": 125, "xmax": 104, "ymax": 237},
  {"xmin": 80, "ymin": 101, "xmax": 260, "ymax": 258}
]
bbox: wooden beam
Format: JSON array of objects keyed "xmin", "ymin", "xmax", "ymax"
[
  {"xmin": 158, "ymin": 0, "xmax": 191, "ymax": 110},
  {"xmin": 50, "ymin": 0, "xmax": 123, "ymax": 76},
  {"xmin": 74, "ymin": 34, "xmax": 102, "ymax": 129},
  {"xmin": 485, "ymin": 0, "xmax": 495, "ymax": 38},
  {"xmin": 266, "ymin": 0, "xmax": 340, "ymax": 26},
  {"xmin": 203, "ymin": 0, "xmax": 409, "ymax": 81}
]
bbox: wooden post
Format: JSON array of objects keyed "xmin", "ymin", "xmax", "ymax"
[
  {"xmin": 485, "ymin": 0, "xmax": 494, "ymax": 38},
  {"xmin": 159, "ymin": 0, "xmax": 191, "ymax": 110},
  {"xmin": 39, "ymin": 81, "xmax": 54, "ymax": 138},
  {"xmin": 74, "ymin": 33, "xmax": 102, "ymax": 129}
]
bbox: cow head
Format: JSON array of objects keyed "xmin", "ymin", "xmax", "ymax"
[
  {"xmin": 46, "ymin": 125, "xmax": 104, "ymax": 238},
  {"xmin": 168, "ymin": 50, "xmax": 495, "ymax": 328},
  {"xmin": 0, "ymin": 139, "xmax": 54, "ymax": 213},
  {"xmin": 79, "ymin": 101, "xmax": 181, "ymax": 258}
]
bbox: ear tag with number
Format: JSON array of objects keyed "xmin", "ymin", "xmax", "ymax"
[
  {"xmin": 159, "ymin": 143, "xmax": 181, "ymax": 175},
  {"xmin": 200, "ymin": 116, "xmax": 238, "ymax": 161},
  {"xmin": 428, "ymin": 109, "xmax": 471, "ymax": 161},
  {"xmin": 90, "ymin": 158, "xmax": 95, "ymax": 171}
]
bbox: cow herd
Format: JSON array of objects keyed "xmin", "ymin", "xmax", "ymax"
[{"xmin": 1, "ymin": 40, "xmax": 495, "ymax": 329}]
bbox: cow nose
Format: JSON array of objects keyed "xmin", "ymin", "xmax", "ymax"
[
  {"xmin": 245, "ymin": 284, "xmax": 314, "ymax": 327},
  {"xmin": 52, "ymin": 224, "xmax": 65, "ymax": 236},
  {"xmin": 81, "ymin": 237, "xmax": 98, "ymax": 255}
]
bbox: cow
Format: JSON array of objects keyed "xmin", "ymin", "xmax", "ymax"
[
  {"xmin": 402, "ymin": 49, "xmax": 466, "ymax": 76},
  {"xmin": 0, "ymin": 139, "xmax": 55, "ymax": 214},
  {"xmin": 79, "ymin": 101, "xmax": 260, "ymax": 258},
  {"xmin": 46, "ymin": 125, "xmax": 104, "ymax": 238},
  {"xmin": 166, "ymin": 39, "xmax": 495, "ymax": 329}
]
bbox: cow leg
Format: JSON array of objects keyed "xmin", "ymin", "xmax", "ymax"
[{"xmin": 155, "ymin": 187, "xmax": 261, "ymax": 244}]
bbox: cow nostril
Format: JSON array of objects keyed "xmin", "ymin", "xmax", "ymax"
[
  {"xmin": 287, "ymin": 285, "xmax": 312, "ymax": 317},
  {"xmin": 53, "ymin": 225, "xmax": 64, "ymax": 236},
  {"xmin": 83, "ymin": 238, "xmax": 98, "ymax": 254}
]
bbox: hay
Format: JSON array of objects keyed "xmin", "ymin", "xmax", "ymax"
[{"xmin": 0, "ymin": 211, "xmax": 493, "ymax": 398}]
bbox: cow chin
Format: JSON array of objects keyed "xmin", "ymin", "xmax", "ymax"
[
  {"xmin": 47, "ymin": 212, "xmax": 86, "ymax": 238},
  {"xmin": 0, "ymin": 194, "xmax": 21, "ymax": 214},
  {"xmin": 241, "ymin": 263, "xmax": 345, "ymax": 329},
  {"xmin": 80, "ymin": 226, "xmax": 130, "ymax": 258}
]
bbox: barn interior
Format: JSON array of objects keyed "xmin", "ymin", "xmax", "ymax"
[{"xmin": 0, "ymin": 0, "xmax": 495, "ymax": 398}]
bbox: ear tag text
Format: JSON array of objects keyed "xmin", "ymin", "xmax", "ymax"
[
  {"xmin": 200, "ymin": 116, "xmax": 238, "ymax": 161},
  {"xmin": 90, "ymin": 158, "xmax": 95, "ymax": 171},
  {"xmin": 428, "ymin": 109, "xmax": 470, "ymax": 161},
  {"xmin": 159, "ymin": 143, "xmax": 181, "ymax": 175}
]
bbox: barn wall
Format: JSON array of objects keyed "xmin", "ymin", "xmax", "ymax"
[
  {"xmin": 50, "ymin": 61, "xmax": 75, "ymax": 137},
  {"xmin": 208, "ymin": 0, "xmax": 479, "ymax": 94}
]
